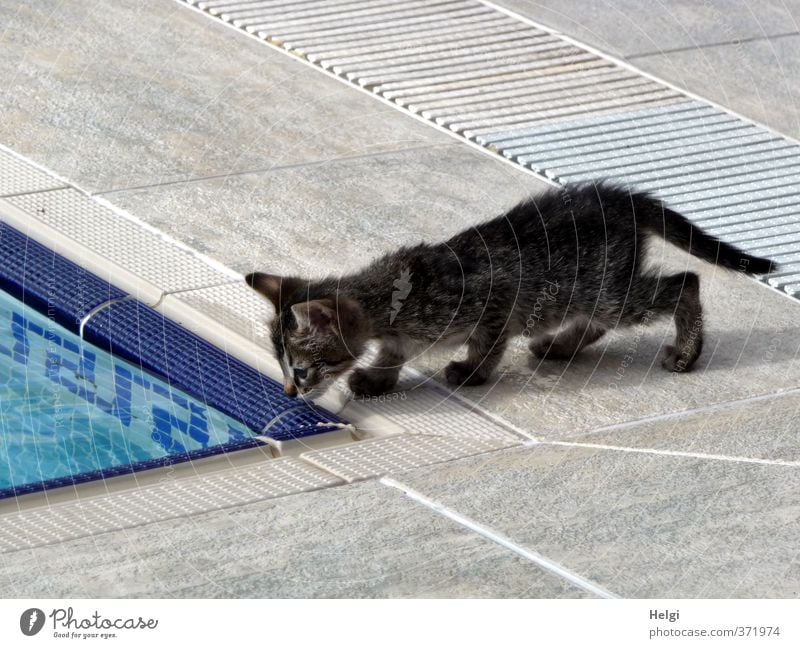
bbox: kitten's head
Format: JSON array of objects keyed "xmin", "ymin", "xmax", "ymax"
[{"xmin": 246, "ymin": 272, "xmax": 369, "ymax": 397}]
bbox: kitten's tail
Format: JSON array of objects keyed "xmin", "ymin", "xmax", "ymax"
[{"xmin": 625, "ymin": 187, "xmax": 775, "ymax": 275}]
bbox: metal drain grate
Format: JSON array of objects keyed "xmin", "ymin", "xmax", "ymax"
[{"xmin": 182, "ymin": 0, "xmax": 800, "ymax": 297}]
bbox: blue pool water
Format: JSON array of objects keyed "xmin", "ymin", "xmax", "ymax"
[{"xmin": 0, "ymin": 288, "xmax": 254, "ymax": 496}]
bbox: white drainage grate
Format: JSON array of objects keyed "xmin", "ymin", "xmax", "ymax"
[
  {"xmin": 0, "ymin": 147, "xmax": 67, "ymax": 197},
  {"xmin": 167, "ymin": 282, "xmax": 274, "ymax": 349},
  {"xmin": 181, "ymin": 0, "xmax": 800, "ymax": 298},
  {"xmin": 4, "ymin": 189, "xmax": 234, "ymax": 302},
  {"xmin": 339, "ymin": 368, "xmax": 528, "ymax": 443},
  {"xmin": 0, "ymin": 457, "xmax": 342, "ymax": 553}
]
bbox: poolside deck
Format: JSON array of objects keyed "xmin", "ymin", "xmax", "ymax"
[{"xmin": 1, "ymin": 0, "xmax": 799, "ymax": 597}]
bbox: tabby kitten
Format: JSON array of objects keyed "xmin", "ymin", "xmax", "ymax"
[{"xmin": 247, "ymin": 181, "xmax": 773, "ymax": 398}]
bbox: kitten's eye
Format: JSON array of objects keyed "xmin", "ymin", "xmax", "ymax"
[{"xmin": 293, "ymin": 367, "xmax": 308, "ymax": 380}]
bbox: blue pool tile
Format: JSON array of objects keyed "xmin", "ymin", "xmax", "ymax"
[
  {"xmin": 82, "ymin": 298, "xmax": 344, "ymax": 437},
  {"xmin": 0, "ymin": 222, "xmax": 125, "ymax": 332}
]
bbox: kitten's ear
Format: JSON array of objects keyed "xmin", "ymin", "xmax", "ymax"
[
  {"xmin": 245, "ymin": 273, "xmax": 304, "ymax": 311},
  {"xmin": 292, "ymin": 297, "xmax": 366, "ymax": 339},
  {"xmin": 291, "ymin": 300, "xmax": 335, "ymax": 333}
]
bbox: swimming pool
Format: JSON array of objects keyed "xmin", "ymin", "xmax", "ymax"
[
  {"xmin": 0, "ymin": 217, "xmax": 347, "ymax": 500},
  {"xmin": 0, "ymin": 287, "xmax": 256, "ymax": 497}
]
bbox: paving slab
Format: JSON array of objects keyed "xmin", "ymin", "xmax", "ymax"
[
  {"xmin": 108, "ymin": 143, "xmax": 549, "ymax": 275},
  {"xmin": 631, "ymin": 35, "xmax": 800, "ymax": 141},
  {"xmin": 493, "ymin": 0, "xmax": 800, "ymax": 58},
  {"xmin": 0, "ymin": 0, "xmax": 450, "ymax": 193},
  {"xmin": 0, "ymin": 480, "xmax": 586, "ymax": 598},
  {"xmin": 391, "ymin": 443, "xmax": 800, "ymax": 597}
]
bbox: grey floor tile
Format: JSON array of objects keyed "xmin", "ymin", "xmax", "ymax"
[
  {"xmin": 392, "ymin": 443, "xmax": 800, "ymax": 597},
  {"xmin": 494, "ymin": 0, "xmax": 799, "ymax": 58},
  {"xmin": 0, "ymin": 480, "xmax": 586, "ymax": 598},
  {"xmin": 572, "ymin": 389, "xmax": 800, "ymax": 462},
  {"xmin": 632, "ymin": 35, "xmax": 800, "ymax": 140},
  {"xmin": 0, "ymin": 0, "xmax": 450, "ymax": 193},
  {"xmin": 167, "ymin": 548, "xmax": 581, "ymax": 599},
  {"xmin": 107, "ymin": 144, "xmax": 549, "ymax": 275}
]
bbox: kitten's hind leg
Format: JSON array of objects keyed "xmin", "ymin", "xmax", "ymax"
[
  {"xmin": 628, "ymin": 272, "xmax": 703, "ymax": 372},
  {"xmin": 530, "ymin": 318, "xmax": 606, "ymax": 360},
  {"xmin": 661, "ymin": 272, "xmax": 703, "ymax": 372},
  {"xmin": 445, "ymin": 327, "xmax": 507, "ymax": 387},
  {"xmin": 349, "ymin": 335, "xmax": 406, "ymax": 397}
]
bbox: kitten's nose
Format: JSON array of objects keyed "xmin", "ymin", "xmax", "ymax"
[{"xmin": 283, "ymin": 383, "xmax": 298, "ymax": 397}]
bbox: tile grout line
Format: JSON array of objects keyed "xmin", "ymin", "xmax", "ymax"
[
  {"xmin": 92, "ymin": 142, "xmax": 461, "ymax": 196},
  {"xmin": 404, "ymin": 370, "xmax": 800, "ymax": 451},
  {"xmin": 0, "ymin": 143, "xmax": 244, "ymax": 283},
  {"xmin": 563, "ymin": 385, "xmax": 800, "ymax": 439},
  {"xmin": 0, "ymin": 185, "xmax": 70, "ymax": 200},
  {"xmin": 545, "ymin": 440, "xmax": 800, "ymax": 467},
  {"xmin": 380, "ymin": 476, "xmax": 619, "ymax": 598},
  {"xmin": 627, "ymin": 31, "xmax": 800, "ymax": 60},
  {"xmin": 0, "ymin": 142, "xmax": 77, "ymax": 187}
]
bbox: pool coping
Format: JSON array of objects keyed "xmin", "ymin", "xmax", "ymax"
[{"xmin": 0, "ymin": 211, "xmax": 346, "ymax": 500}]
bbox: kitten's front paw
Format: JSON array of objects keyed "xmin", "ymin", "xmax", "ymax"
[
  {"xmin": 348, "ymin": 368, "xmax": 398, "ymax": 397},
  {"xmin": 445, "ymin": 360, "xmax": 487, "ymax": 387}
]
